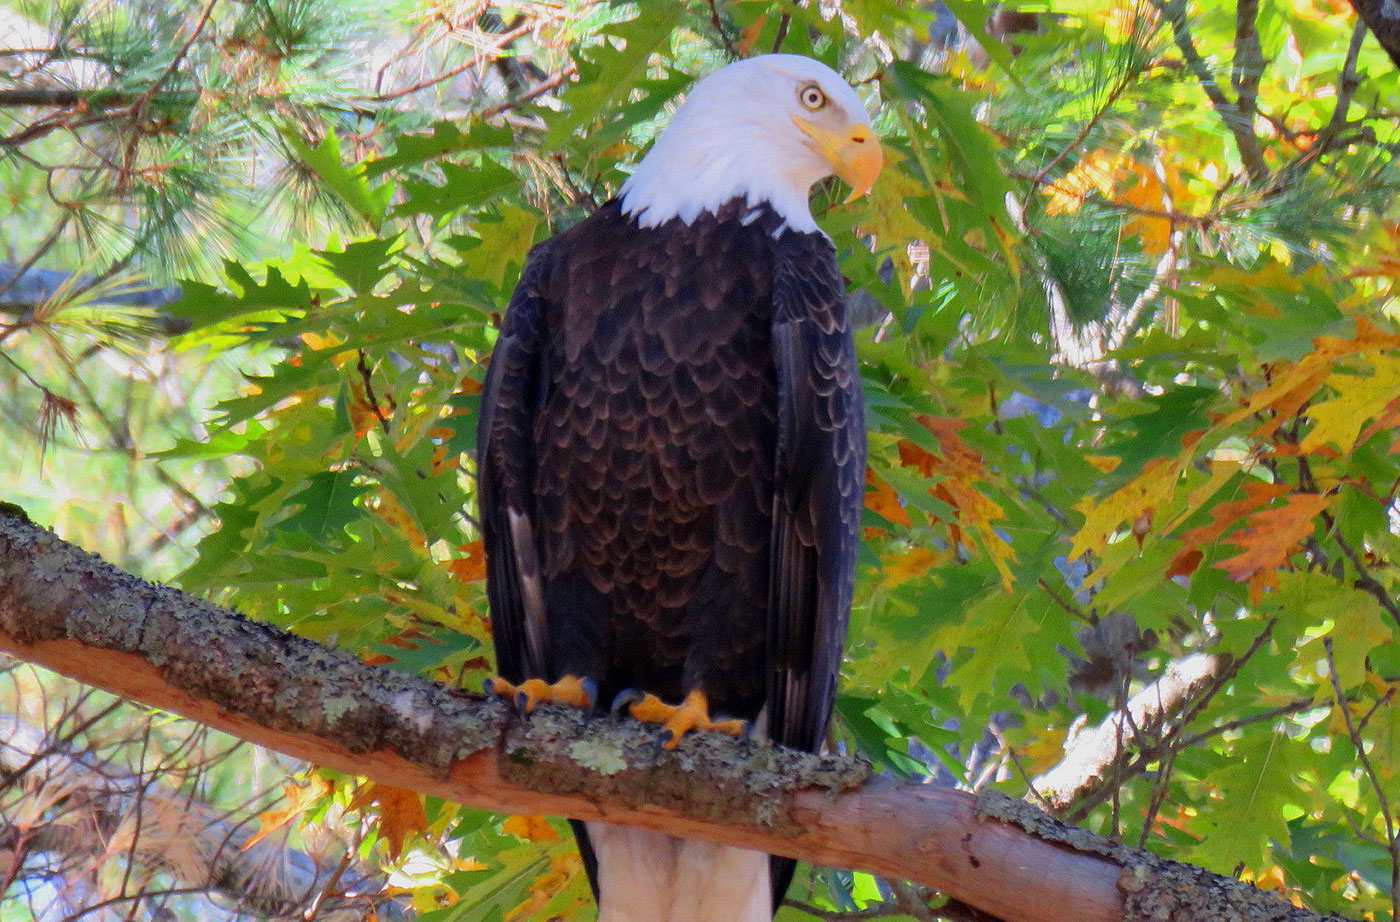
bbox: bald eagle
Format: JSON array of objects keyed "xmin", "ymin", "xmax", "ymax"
[{"xmin": 477, "ymin": 54, "xmax": 879, "ymax": 922}]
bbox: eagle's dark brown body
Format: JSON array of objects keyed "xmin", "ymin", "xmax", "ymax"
[{"xmin": 477, "ymin": 196, "xmax": 864, "ymax": 907}]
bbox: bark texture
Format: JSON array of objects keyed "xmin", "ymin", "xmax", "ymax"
[
  {"xmin": 0, "ymin": 508, "xmax": 1355, "ymax": 922},
  {"xmin": 1350, "ymin": 0, "xmax": 1400, "ymax": 67}
]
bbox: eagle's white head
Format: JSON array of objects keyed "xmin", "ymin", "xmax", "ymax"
[{"xmin": 619, "ymin": 54, "xmax": 882, "ymax": 234}]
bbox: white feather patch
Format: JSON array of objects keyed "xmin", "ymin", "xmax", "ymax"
[
  {"xmin": 507, "ymin": 507, "xmax": 547, "ymax": 669},
  {"xmin": 619, "ymin": 54, "xmax": 871, "ymax": 234},
  {"xmin": 586, "ymin": 822, "xmax": 772, "ymax": 922}
]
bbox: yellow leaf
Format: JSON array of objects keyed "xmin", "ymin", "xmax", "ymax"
[
  {"xmin": 373, "ymin": 488, "xmax": 426, "ymax": 548},
  {"xmin": 1069, "ymin": 458, "xmax": 1182, "ymax": 558},
  {"xmin": 243, "ymin": 774, "xmax": 332, "ymax": 851},
  {"xmin": 1021, "ymin": 724, "xmax": 1066, "ymax": 775},
  {"xmin": 381, "ymin": 588, "xmax": 488, "ymax": 640},
  {"xmin": 1085, "ymin": 455, "xmax": 1121, "ymax": 473},
  {"xmin": 503, "ymin": 814, "xmax": 560, "ymax": 842},
  {"xmin": 1301, "ymin": 355, "xmax": 1400, "ymax": 453},
  {"xmin": 508, "ymin": 852, "xmax": 584, "ymax": 922},
  {"xmin": 1042, "ymin": 149, "xmax": 1124, "ymax": 216},
  {"xmin": 410, "ymin": 886, "xmax": 459, "ymax": 912}
]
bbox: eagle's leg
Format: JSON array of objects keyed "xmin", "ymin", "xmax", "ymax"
[
  {"xmin": 617, "ymin": 689, "xmax": 748, "ymax": 749},
  {"xmin": 484, "ymin": 675, "xmax": 597, "ymax": 713}
]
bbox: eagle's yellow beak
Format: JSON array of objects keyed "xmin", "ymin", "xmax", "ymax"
[{"xmin": 792, "ymin": 116, "xmax": 883, "ymax": 203}]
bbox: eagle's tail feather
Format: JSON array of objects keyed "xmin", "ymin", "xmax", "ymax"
[{"xmin": 585, "ymin": 822, "xmax": 772, "ymax": 922}]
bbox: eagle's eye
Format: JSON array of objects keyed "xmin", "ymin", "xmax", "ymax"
[{"xmin": 798, "ymin": 83, "xmax": 827, "ymax": 111}]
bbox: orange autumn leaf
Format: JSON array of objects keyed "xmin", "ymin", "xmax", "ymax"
[
  {"xmin": 351, "ymin": 783, "xmax": 428, "ymax": 861},
  {"xmin": 1209, "ymin": 357, "xmax": 1335, "ymax": 441},
  {"xmin": 879, "ymin": 546, "xmax": 949, "ymax": 586},
  {"xmin": 1165, "ymin": 481, "xmax": 1291, "ymax": 578},
  {"xmin": 736, "ymin": 14, "xmax": 767, "ymax": 55},
  {"xmin": 896, "ymin": 417, "xmax": 1016, "ymax": 589},
  {"xmin": 864, "ymin": 468, "xmax": 911, "ymax": 536},
  {"xmin": 1165, "ymin": 548, "xmax": 1203, "ymax": 581},
  {"xmin": 503, "ymin": 814, "xmax": 560, "ymax": 842},
  {"xmin": 243, "ymin": 773, "xmax": 332, "ymax": 851},
  {"xmin": 1214, "ymin": 493, "xmax": 1333, "ymax": 582},
  {"xmin": 899, "ymin": 416, "xmax": 983, "ymax": 480},
  {"xmin": 1041, "ymin": 150, "xmax": 1186, "ymax": 251},
  {"xmin": 1320, "ymin": 315, "xmax": 1400, "ymax": 354},
  {"xmin": 449, "ymin": 540, "xmax": 488, "ymax": 583},
  {"xmin": 1246, "ymin": 568, "xmax": 1280, "ymax": 606},
  {"xmin": 1119, "ymin": 157, "xmax": 1187, "ymax": 253}
]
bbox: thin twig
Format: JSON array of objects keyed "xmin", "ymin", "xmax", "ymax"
[
  {"xmin": 770, "ymin": 14, "xmax": 791, "ymax": 54},
  {"xmin": 370, "ymin": 20, "xmax": 535, "ymax": 102},
  {"xmin": 1323, "ymin": 511, "xmax": 1400, "ymax": 627},
  {"xmin": 1292, "ymin": 20, "xmax": 1370, "ymax": 171},
  {"xmin": 1324, "ymin": 638, "xmax": 1400, "ymax": 922},
  {"xmin": 479, "ymin": 63, "xmax": 577, "ymax": 119},
  {"xmin": 356, "ymin": 350, "xmax": 392, "ymax": 434},
  {"xmin": 1177, "ymin": 699, "xmax": 1314, "ymax": 749},
  {"xmin": 139, "ymin": 0, "xmax": 219, "ymax": 104},
  {"xmin": 1148, "ymin": 0, "xmax": 1266, "ymax": 182},
  {"xmin": 707, "ymin": 0, "xmax": 740, "ymax": 59},
  {"xmin": 1030, "ymin": 70, "xmax": 1140, "ymax": 189}
]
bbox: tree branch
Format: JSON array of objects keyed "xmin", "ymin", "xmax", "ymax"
[
  {"xmin": 0, "ymin": 509, "xmax": 1354, "ymax": 922},
  {"xmin": 1348, "ymin": 0, "xmax": 1400, "ymax": 67},
  {"xmin": 1032, "ymin": 653, "xmax": 1218, "ymax": 810},
  {"xmin": 1150, "ymin": 0, "xmax": 1268, "ymax": 183},
  {"xmin": 0, "ymin": 701, "xmax": 408, "ymax": 921}
]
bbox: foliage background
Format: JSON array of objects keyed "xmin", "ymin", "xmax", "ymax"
[{"xmin": 3, "ymin": 0, "xmax": 1400, "ymax": 919}]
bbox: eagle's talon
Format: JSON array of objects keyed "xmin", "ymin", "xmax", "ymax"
[
  {"xmin": 609, "ymin": 688, "xmax": 646, "ymax": 720},
  {"xmin": 622, "ymin": 690, "xmax": 746, "ymax": 749},
  {"xmin": 484, "ymin": 674, "xmax": 594, "ymax": 714},
  {"xmin": 713, "ymin": 717, "xmax": 751, "ymax": 740},
  {"xmin": 579, "ymin": 677, "xmax": 600, "ymax": 710}
]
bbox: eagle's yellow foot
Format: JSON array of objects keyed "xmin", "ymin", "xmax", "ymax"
[
  {"xmin": 617, "ymin": 689, "xmax": 749, "ymax": 749},
  {"xmin": 484, "ymin": 674, "xmax": 596, "ymax": 713}
]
